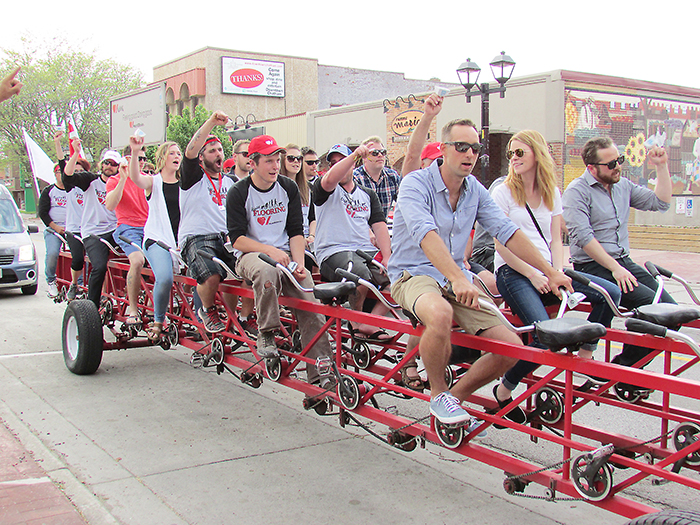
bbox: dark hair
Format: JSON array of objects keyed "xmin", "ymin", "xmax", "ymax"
[
  {"xmin": 441, "ymin": 119, "xmax": 478, "ymax": 142},
  {"xmin": 301, "ymin": 146, "xmax": 316, "ymax": 157},
  {"xmin": 581, "ymin": 137, "xmax": 614, "ymax": 166},
  {"xmin": 122, "ymin": 144, "xmax": 132, "ymax": 157}
]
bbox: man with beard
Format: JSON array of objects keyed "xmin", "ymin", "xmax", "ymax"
[
  {"xmin": 227, "ymin": 135, "xmax": 333, "ymax": 386},
  {"xmin": 179, "ymin": 112, "xmax": 236, "ymax": 333},
  {"xmin": 353, "ymin": 136, "xmax": 400, "ymax": 219},
  {"xmin": 563, "ymin": 136, "xmax": 675, "ymax": 370},
  {"xmin": 63, "ymin": 140, "xmax": 119, "ymax": 307},
  {"xmin": 388, "ymin": 118, "xmax": 571, "ymax": 427}
]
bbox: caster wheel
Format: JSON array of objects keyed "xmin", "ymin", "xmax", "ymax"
[
  {"xmin": 265, "ymin": 356, "xmax": 283, "ymax": 382},
  {"xmin": 387, "ymin": 430, "xmax": 417, "ymax": 452},
  {"xmin": 351, "ymin": 342, "xmax": 371, "ymax": 369},
  {"xmin": 167, "ymin": 324, "xmax": 179, "ymax": 347},
  {"xmin": 570, "ymin": 453, "xmax": 613, "ymax": 501},
  {"xmin": 535, "ymin": 387, "xmax": 564, "ymax": 425},
  {"xmin": 673, "ymin": 422, "xmax": 700, "ymax": 466},
  {"xmin": 434, "ymin": 418, "xmax": 464, "ymax": 449},
  {"xmin": 613, "ymin": 383, "xmax": 643, "ymax": 404},
  {"xmin": 338, "ymin": 375, "xmax": 361, "ymax": 410},
  {"xmin": 209, "ymin": 338, "xmax": 225, "ymax": 366}
]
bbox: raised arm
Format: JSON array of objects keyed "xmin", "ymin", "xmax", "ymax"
[
  {"xmin": 402, "ymin": 94, "xmax": 443, "ymax": 176},
  {"xmin": 53, "ymin": 131, "xmax": 65, "ymax": 160},
  {"xmin": 321, "ymin": 145, "xmax": 368, "ymax": 192},
  {"xmin": 105, "ymin": 163, "xmax": 128, "ymax": 211},
  {"xmin": 185, "ymin": 111, "xmax": 229, "ymax": 159},
  {"xmin": 64, "ymin": 139, "xmax": 81, "ymax": 176},
  {"xmin": 127, "ymin": 136, "xmax": 154, "ymax": 193},
  {"xmin": 648, "ymin": 146, "xmax": 671, "ymax": 203}
]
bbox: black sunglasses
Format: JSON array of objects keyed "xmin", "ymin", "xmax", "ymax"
[
  {"xmin": 444, "ymin": 141, "xmax": 482, "ymax": 154},
  {"xmin": 138, "ymin": 156, "xmax": 147, "ymax": 162},
  {"xmin": 237, "ymin": 151, "xmax": 249, "ymax": 157},
  {"xmin": 286, "ymin": 155, "xmax": 303, "ymax": 162},
  {"xmin": 506, "ymin": 148, "xmax": 525, "ymax": 160},
  {"xmin": 304, "ymin": 159, "xmax": 319, "ymax": 166},
  {"xmin": 592, "ymin": 155, "xmax": 625, "ymax": 170},
  {"xmin": 102, "ymin": 160, "xmax": 118, "ymax": 167},
  {"xmin": 368, "ymin": 149, "xmax": 387, "ymax": 157}
]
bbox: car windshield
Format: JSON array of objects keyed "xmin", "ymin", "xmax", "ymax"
[{"xmin": 0, "ymin": 200, "xmax": 24, "ymax": 233}]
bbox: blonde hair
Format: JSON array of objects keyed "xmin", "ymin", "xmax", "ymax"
[
  {"xmin": 504, "ymin": 130, "xmax": 557, "ymax": 211},
  {"xmin": 155, "ymin": 142, "xmax": 181, "ymax": 177}
]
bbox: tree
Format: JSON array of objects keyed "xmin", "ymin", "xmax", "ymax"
[
  {"xmin": 166, "ymin": 104, "xmax": 233, "ymax": 159},
  {"xmin": 0, "ymin": 37, "xmax": 143, "ymax": 177}
]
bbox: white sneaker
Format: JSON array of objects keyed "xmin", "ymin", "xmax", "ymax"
[{"xmin": 47, "ymin": 281, "xmax": 59, "ymax": 298}]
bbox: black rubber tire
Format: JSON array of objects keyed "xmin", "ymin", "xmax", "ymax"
[
  {"xmin": 624, "ymin": 510, "xmax": 700, "ymax": 525},
  {"xmin": 62, "ymin": 299, "xmax": 104, "ymax": 375},
  {"xmin": 21, "ymin": 284, "xmax": 38, "ymax": 295}
]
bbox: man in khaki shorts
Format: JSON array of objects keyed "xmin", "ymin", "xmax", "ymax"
[{"xmin": 388, "ymin": 118, "xmax": 572, "ymax": 428}]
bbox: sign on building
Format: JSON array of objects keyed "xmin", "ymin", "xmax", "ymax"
[
  {"xmin": 222, "ymin": 57, "xmax": 285, "ymax": 98},
  {"xmin": 110, "ymin": 83, "xmax": 167, "ymax": 150}
]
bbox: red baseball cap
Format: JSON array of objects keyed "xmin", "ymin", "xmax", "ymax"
[
  {"xmin": 421, "ymin": 142, "xmax": 442, "ymax": 161},
  {"xmin": 248, "ymin": 135, "xmax": 284, "ymax": 157},
  {"xmin": 223, "ymin": 158, "xmax": 236, "ymax": 171}
]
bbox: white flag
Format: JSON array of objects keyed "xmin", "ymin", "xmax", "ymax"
[{"xmin": 22, "ymin": 129, "xmax": 56, "ymax": 198}]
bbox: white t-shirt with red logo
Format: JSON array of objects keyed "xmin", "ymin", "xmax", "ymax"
[
  {"xmin": 227, "ymin": 175, "xmax": 303, "ymax": 253},
  {"xmin": 62, "ymin": 171, "xmax": 117, "ymax": 237},
  {"xmin": 178, "ymin": 156, "xmax": 234, "ymax": 246}
]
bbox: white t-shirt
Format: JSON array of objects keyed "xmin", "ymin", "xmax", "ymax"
[{"xmin": 492, "ymin": 184, "xmax": 562, "ymax": 274}]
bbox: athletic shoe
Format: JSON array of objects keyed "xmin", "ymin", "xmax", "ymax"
[
  {"xmin": 198, "ymin": 306, "xmax": 225, "ymax": 333},
  {"xmin": 239, "ymin": 314, "xmax": 258, "ymax": 337},
  {"xmin": 430, "ymin": 391, "xmax": 472, "ymax": 425},
  {"xmin": 47, "ymin": 281, "xmax": 59, "ymax": 298},
  {"xmin": 66, "ymin": 283, "xmax": 79, "ymax": 301},
  {"xmin": 257, "ymin": 331, "xmax": 278, "ymax": 358}
]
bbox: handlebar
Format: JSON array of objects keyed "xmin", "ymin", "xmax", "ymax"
[
  {"xmin": 334, "ymin": 267, "xmax": 399, "ymax": 309},
  {"xmin": 257, "ymin": 253, "xmax": 313, "ymax": 293},
  {"xmin": 564, "ymin": 268, "xmax": 630, "ymax": 318}
]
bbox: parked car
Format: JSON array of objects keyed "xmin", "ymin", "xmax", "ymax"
[{"xmin": 0, "ymin": 185, "xmax": 38, "ymax": 295}]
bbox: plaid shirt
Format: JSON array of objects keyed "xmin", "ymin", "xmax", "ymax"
[{"xmin": 353, "ymin": 165, "xmax": 400, "ymax": 219}]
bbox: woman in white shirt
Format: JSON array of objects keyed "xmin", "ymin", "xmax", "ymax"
[{"xmin": 491, "ymin": 130, "xmax": 621, "ymax": 423}]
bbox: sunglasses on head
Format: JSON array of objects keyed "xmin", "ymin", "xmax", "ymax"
[
  {"xmin": 592, "ymin": 155, "xmax": 625, "ymax": 170},
  {"xmin": 286, "ymin": 155, "xmax": 303, "ymax": 162},
  {"xmin": 102, "ymin": 160, "xmax": 118, "ymax": 167},
  {"xmin": 368, "ymin": 149, "xmax": 387, "ymax": 157},
  {"xmin": 237, "ymin": 151, "xmax": 249, "ymax": 157},
  {"xmin": 506, "ymin": 148, "xmax": 525, "ymax": 160},
  {"xmin": 304, "ymin": 159, "xmax": 319, "ymax": 166},
  {"xmin": 444, "ymin": 141, "xmax": 482, "ymax": 154}
]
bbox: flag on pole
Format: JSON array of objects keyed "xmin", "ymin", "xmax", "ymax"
[
  {"xmin": 67, "ymin": 116, "xmax": 85, "ymax": 158},
  {"xmin": 22, "ymin": 129, "xmax": 56, "ymax": 198}
]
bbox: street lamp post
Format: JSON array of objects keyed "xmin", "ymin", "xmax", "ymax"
[{"xmin": 456, "ymin": 52, "xmax": 516, "ymax": 183}]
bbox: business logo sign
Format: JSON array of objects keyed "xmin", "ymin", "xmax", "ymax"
[
  {"xmin": 391, "ymin": 110, "xmax": 423, "ymax": 136},
  {"xmin": 222, "ymin": 57, "xmax": 285, "ymax": 98}
]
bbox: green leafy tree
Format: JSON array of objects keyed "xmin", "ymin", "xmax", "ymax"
[
  {"xmin": 0, "ymin": 37, "xmax": 143, "ymax": 180},
  {"xmin": 166, "ymin": 104, "xmax": 232, "ymax": 159}
]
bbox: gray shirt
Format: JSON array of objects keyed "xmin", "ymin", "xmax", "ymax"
[
  {"xmin": 562, "ymin": 169, "xmax": 670, "ymax": 264},
  {"xmin": 388, "ymin": 160, "xmax": 519, "ymax": 285}
]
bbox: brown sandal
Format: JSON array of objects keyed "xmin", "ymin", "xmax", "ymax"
[
  {"xmin": 400, "ymin": 363, "xmax": 425, "ymax": 392},
  {"xmin": 146, "ymin": 322, "xmax": 163, "ymax": 343}
]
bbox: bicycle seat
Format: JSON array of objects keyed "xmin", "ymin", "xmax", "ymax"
[
  {"xmin": 634, "ymin": 303, "xmax": 700, "ymax": 329},
  {"xmin": 313, "ymin": 282, "xmax": 356, "ymax": 304},
  {"xmin": 535, "ymin": 318, "xmax": 607, "ymax": 352}
]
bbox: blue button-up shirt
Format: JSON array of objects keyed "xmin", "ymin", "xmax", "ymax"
[
  {"xmin": 388, "ymin": 161, "xmax": 519, "ymax": 285},
  {"xmin": 562, "ymin": 169, "xmax": 670, "ymax": 264}
]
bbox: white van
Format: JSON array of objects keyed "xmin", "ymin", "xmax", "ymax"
[{"xmin": 0, "ymin": 184, "xmax": 39, "ymax": 295}]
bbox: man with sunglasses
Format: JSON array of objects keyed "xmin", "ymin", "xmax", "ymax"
[
  {"xmin": 563, "ymin": 136, "xmax": 675, "ymax": 371},
  {"xmin": 389, "ymin": 118, "xmax": 572, "ymax": 427},
  {"xmin": 105, "ymin": 145, "xmax": 150, "ymax": 327},
  {"xmin": 353, "ymin": 136, "xmax": 400, "ymax": 219},
  {"xmin": 227, "ymin": 139, "xmax": 251, "ymax": 182},
  {"xmin": 301, "ymin": 147, "xmax": 320, "ymax": 183},
  {"xmin": 62, "ymin": 141, "xmax": 119, "ymax": 308}
]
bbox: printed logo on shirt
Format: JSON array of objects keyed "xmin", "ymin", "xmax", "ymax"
[
  {"xmin": 206, "ymin": 185, "xmax": 227, "ymax": 205},
  {"xmin": 252, "ymin": 198, "xmax": 286, "ymax": 226},
  {"xmin": 341, "ymin": 193, "xmax": 369, "ymax": 219},
  {"xmin": 96, "ymin": 189, "xmax": 107, "ymax": 206},
  {"xmin": 54, "ymin": 194, "xmax": 67, "ymax": 207},
  {"xmin": 76, "ymin": 192, "xmax": 84, "ymax": 206}
]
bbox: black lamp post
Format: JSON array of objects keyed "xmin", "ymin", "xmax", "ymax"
[{"xmin": 456, "ymin": 51, "xmax": 516, "ymax": 183}]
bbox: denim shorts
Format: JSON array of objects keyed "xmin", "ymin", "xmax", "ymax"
[{"xmin": 114, "ymin": 224, "xmax": 145, "ymax": 256}]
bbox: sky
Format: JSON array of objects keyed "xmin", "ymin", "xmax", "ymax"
[{"xmin": 1, "ymin": 0, "xmax": 698, "ymax": 91}]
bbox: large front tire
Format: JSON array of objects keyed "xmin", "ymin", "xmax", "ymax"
[{"xmin": 62, "ymin": 299, "xmax": 104, "ymax": 375}]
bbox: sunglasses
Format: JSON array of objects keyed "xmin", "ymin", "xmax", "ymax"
[
  {"xmin": 506, "ymin": 148, "xmax": 525, "ymax": 160},
  {"xmin": 237, "ymin": 151, "xmax": 249, "ymax": 157},
  {"xmin": 444, "ymin": 141, "xmax": 482, "ymax": 154},
  {"xmin": 138, "ymin": 156, "xmax": 147, "ymax": 162},
  {"xmin": 102, "ymin": 160, "xmax": 118, "ymax": 167},
  {"xmin": 304, "ymin": 159, "xmax": 319, "ymax": 166},
  {"xmin": 368, "ymin": 149, "xmax": 387, "ymax": 157},
  {"xmin": 592, "ymin": 155, "xmax": 625, "ymax": 170},
  {"xmin": 286, "ymin": 155, "xmax": 303, "ymax": 162},
  {"xmin": 144, "ymin": 170, "xmax": 155, "ymax": 175}
]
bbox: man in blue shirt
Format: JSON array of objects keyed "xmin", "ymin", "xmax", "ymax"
[{"xmin": 389, "ymin": 118, "xmax": 572, "ymax": 426}]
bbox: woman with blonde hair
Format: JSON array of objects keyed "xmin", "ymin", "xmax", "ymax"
[
  {"xmin": 491, "ymin": 130, "xmax": 621, "ymax": 423},
  {"xmin": 280, "ymin": 143, "xmax": 316, "ymax": 248}
]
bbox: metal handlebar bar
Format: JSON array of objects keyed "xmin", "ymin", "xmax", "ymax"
[
  {"xmin": 257, "ymin": 253, "xmax": 314, "ymax": 293},
  {"xmin": 564, "ymin": 268, "xmax": 631, "ymax": 318},
  {"xmin": 197, "ymin": 249, "xmax": 238, "ymax": 281},
  {"xmin": 334, "ymin": 267, "xmax": 400, "ymax": 310}
]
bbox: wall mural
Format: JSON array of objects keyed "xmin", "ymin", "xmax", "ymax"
[{"xmin": 564, "ymin": 89, "xmax": 700, "ymax": 195}]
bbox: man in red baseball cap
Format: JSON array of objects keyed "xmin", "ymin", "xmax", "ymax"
[{"xmin": 227, "ymin": 135, "xmax": 334, "ymax": 386}]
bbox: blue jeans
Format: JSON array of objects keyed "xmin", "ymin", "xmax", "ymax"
[
  {"xmin": 43, "ymin": 228, "xmax": 63, "ymax": 284},
  {"xmin": 496, "ymin": 264, "xmax": 622, "ymax": 391},
  {"xmin": 145, "ymin": 242, "xmax": 174, "ymax": 324}
]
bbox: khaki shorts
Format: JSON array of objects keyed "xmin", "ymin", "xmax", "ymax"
[{"xmin": 392, "ymin": 271, "xmax": 501, "ymax": 335}]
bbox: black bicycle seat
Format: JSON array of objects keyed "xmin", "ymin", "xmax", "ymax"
[
  {"xmin": 634, "ymin": 303, "xmax": 700, "ymax": 329},
  {"xmin": 535, "ymin": 318, "xmax": 607, "ymax": 352},
  {"xmin": 313, "ymin": 282, "xmax": 356, "ymax": 304}
]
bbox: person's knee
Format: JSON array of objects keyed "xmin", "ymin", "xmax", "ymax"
[{"xmin": 421, "ymin": 300, "xmax": 453, "ymax": 332}]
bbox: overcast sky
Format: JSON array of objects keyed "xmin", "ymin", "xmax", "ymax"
[{"xmin": 2, "ymin": 0, "xmax": 698, "ymax": 93}]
